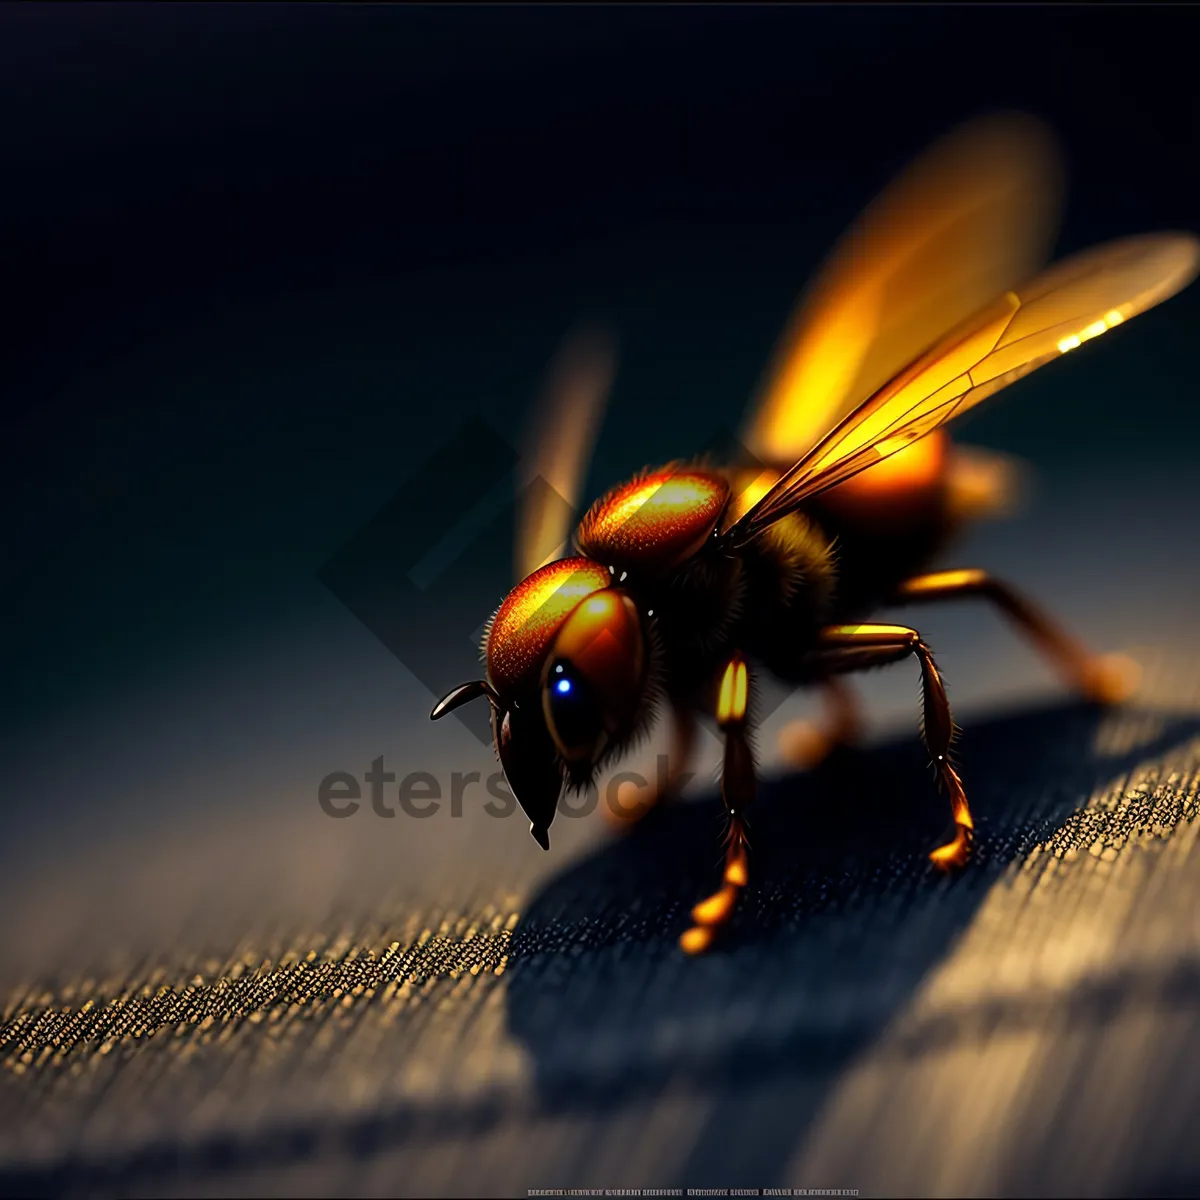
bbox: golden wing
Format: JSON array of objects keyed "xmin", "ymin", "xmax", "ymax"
[
  {"xmin": 743, "ymin": 112, "xmax": 1063, "ymax": 467},
  {"xmin": 726, "ymin": 232, "xmax": 1200, "ymax": 545},
  {"xmin": 514, "ymin": 324, "xmax": 617, "ymax": 583}
]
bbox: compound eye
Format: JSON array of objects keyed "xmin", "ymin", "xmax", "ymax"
[
  {"xmin": 540, "ymin": 588, "xmax": 645, "ymax": 765},
  {"xmin": 543, "ymin": 659, "xmax": 607, "ymax": 763}
]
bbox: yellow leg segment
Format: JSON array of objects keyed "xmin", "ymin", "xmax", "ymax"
[{"xmin": 681, "ymin": 653, "xmax": 756, "ymax": 955}]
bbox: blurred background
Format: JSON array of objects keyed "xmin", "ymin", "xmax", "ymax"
[{"xmin": 1, "ymin": 6, "xmax": 1198, "ymax": 1197}]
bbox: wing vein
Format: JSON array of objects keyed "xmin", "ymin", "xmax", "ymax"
[{"xmin": 727, "ymin": 232, "xmax": 1199, "ymax": 545}]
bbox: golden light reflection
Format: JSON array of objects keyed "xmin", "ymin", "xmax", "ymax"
[
  {"xmin": 486, "ymin": 557, "xmax": 610, "ymax": 692},
  {"xmin": 1056, "ymin": 306, "xmax": 1127, "ymax": 354},
  {"xmin": 577, "ymin": 468, "xmax": 729, "ymax": 570},
  {"xmin": 824, "ymin": 428, "xmax": 946, "ymax": 504},
  {"xmin": 603, "ymin": 476, "xmax": 714, "ymax": 528},
  {"xmin": 724, "ymin": 847, "xmax": 749, "ymax": 888},
  {"xmin": 745, "ymin": 113, "xmax": 1062, "ymax": 466},
  {"xmin": 740, "ymin": 469, "xmax": 778, "ymax": 512},
  {"xmin": 679, "ymin": 926, "xmax": 715, "ymax": 955},
  {"xmin": 945, "ymin": 444, "xmax": 1026, "ymax": 523},
  {"xmin": 731, "ymin": 232, "xmax": 1200, "ymax": 536},
  {"xmin": 681, "ymin": 834, "xmax": 751, "ymax": 953},
  {"xmin": 717, "ymin": 656, "xmax": 748, "ymax": 727},
  {"xmin": 929, "ymin": 826, "xmax": 973, "ymax": 870},
  {"xmin": 515, "ymin": 326, "xmax": 616, "ymax": 583},
  {"xmin": 691, "ymin": 883, "xmax": 739, "ymax": 927},
  {"xmin": 727, "ymin": 468, "xmax": 781, "ymax": 526},
  {"xmin": 822, "ymin": 623, "xmax": 913, "ymax": 644},
  {"xmin": 901, "ymin": 567, "xmax": 988, "ymax": 595}
]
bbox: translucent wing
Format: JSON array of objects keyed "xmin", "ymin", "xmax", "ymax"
[
  {"xmin": 727, "ymin": 232, "xmax": 1200, "ymax": 544},
  {"xmin": 514, "ymin": 324, "xmax": 617, "ymax": 583},
  {"xmin": 743, "ymin": 112, "xmax": 1063, "ymax": 467}
]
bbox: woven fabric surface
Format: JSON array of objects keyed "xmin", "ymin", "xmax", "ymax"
[{"xmin": 2, "ymin": 674, "xmax": 1198, "ymax": 1198}]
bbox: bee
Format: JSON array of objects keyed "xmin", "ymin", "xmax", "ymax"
[{"xmin": 431, "ymin": 114, "xmax": 1199, "ymax": 954}]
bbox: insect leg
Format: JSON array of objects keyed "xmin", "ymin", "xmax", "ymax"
[
  {"xmin": 815, "ymin": 624, "xmax": 974, "ymax": 871},
  {"xmin": 680, "ymin": 653, "xmax": 755, "ymax": 955},
  {"xmin": 777, "ymin": 677, "xmax": 862, "ymax": 771},
  {"xmin": 603, "ymin": 702, "xmax": 697, "ymax": 831},
  {"xmin": 892, "ymin": 569, "xmax": 1139, "ymax": 704}
]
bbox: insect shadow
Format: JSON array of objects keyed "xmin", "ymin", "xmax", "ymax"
[{"xmin": 504, "ymin": 698, "xmax": 1200, "ymax": 1184}]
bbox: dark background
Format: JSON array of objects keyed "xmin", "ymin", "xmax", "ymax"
[
  {"xmin": 3, "ymin": 4, "xmax": 1198, "ymax": 762},
  {"xmin": 1, "ymin": 8, "xmax": 1199, "ymax": 1196}
]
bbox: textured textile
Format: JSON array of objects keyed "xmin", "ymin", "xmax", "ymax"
[{"xmin": 2, "ymin": 686, "xmax": 1198, "ymax": 1198}]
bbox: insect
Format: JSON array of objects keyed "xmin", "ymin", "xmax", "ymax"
[{"xmin": 431, "ymin": 114, "xmax": 1199, "ymax": 954}]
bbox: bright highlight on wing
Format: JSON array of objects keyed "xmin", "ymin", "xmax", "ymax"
[
  {"xmin": 728, "ymin": 231, "xmax": 1200, "ymax": 544},
  {"xmin": 515, "ymin": 325, "xmax": 617, "ymax": 583},
  {"xmin": 1057, "ymin": 310, "xmax": 1123, "ymax": 353},
  {"xmin": 744, "ymin": 112, "xmax": 1063, "ymax": 466}
]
